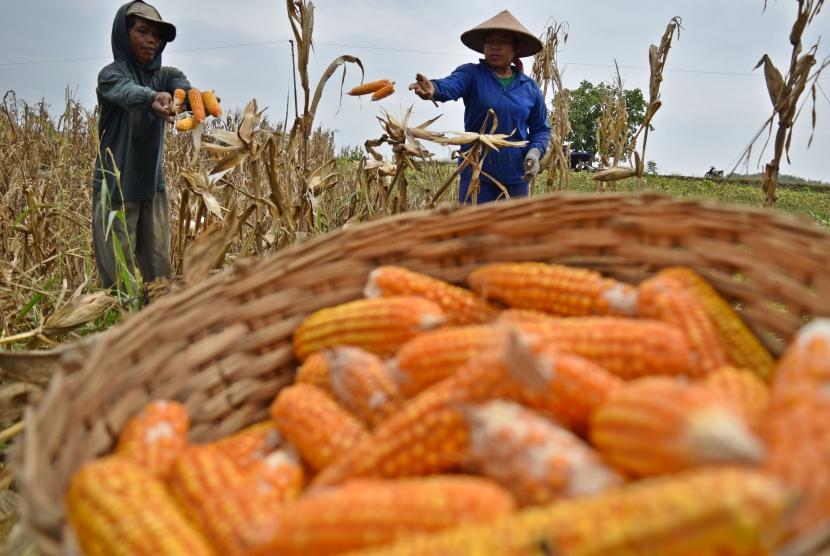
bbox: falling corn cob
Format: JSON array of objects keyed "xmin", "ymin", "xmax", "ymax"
[
  {"xmin": 188, "ymin": 87, "xmax": 205, "ymax": 123},
  {"xmin": 67, "ymin": 456, "xmax": 215, "ymax": 556},
  {"xmin": 364, "ymin": 266, "xmax": 499, "ymax": 325},
  {"xmin": 348, "ymin": 79, "xmax": 393, "ymax": 96},
  {"xmin": 244, "ymin": 476, "xmax": 515, "ymax": 556},
  {"xmin": 201, "ymin": 90, "xmax": 222, "ymax": 117},
  {"xmin": 769, "ymin": 318, "xmax": 830, "ymax": 410},
  {"xmin": 468, "ymin": 262, "xmax": 638, "ymax": 317},
  {"xmin": 292, "ymin": 296, "xmax": 445, "ymax": 361},
  {"xmin": 590, "ymin": 376, "xmax": 764, "ymax": 477},
  {"xmin": 638, "ymin": 274, "xmax": 728, "ymax": 377},
  {"xmin": 295, "ymin": 351, "xmax": 335, "ymax": 393},
  {"xmin": 703, "ymin": 366, "xmax": 770, "ymax": 425},
  {"xmin": 371, "ymin": 82, "xmax": 395, "ymax": 101},
  {"xmin": 762, "ymin": 391, "xmax": 830, "ymax": 541},
  {"xmin": 270, "ymin": 383, "xmax": 368, "ymax": 471},
  {"xmin": 390, "ymin": 325, "xmax": 505, "ymax": 398},
  {"xmin": 462, "ymin": 400, "xmax": 622, "ymax": 507},
  {"xmin": 311, "ymin": 330, "xmax": 534, "ymax": 487},
  {"xmin": 173, "ymin": 88, "xmax": 186, "ymax": 114},
  {"xmin": 207, "ymin": 420, "xmax": 282, "ymax": 470},
  {"xmin": 346, "ymin": 468, "xmax": 794, "ymax": 556},
  {"xmin": 327, "ymin": 346, "xmax": 403, "ymax": 428},
  {"xmin": 658, "ymin": 267, "xmax": 775, "ymax": 380},
  {"xmin": 115, "ymin": 400, "xmax": 189, "ymax": 479},
  {"xmin": 501, "ymin": 315, "xmax": 694, "ymax": 379},
  {"xmin": 175, "ymin": 116, "xmax": 196, "ymax": 132}
]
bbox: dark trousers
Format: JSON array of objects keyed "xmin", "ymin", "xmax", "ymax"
[{"xmin": 92, "ymin": 187, "xmax": 172, "ymax": 289}]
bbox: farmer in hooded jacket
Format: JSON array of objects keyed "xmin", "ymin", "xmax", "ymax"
[
  {"xmin": 409, "ymin": 10, "xmax": 551, "ymax": 204},
  {"xmin": 92, "ymin": 1, "xmax": 189, "ymax": 289}
]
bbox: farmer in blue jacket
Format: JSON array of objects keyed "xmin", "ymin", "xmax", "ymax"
[
  {"xmin": 409, "ymin": 10, "xmax": 551, "ymax": 204},
  {"xmin": 92, "ymin": 1, "xmax": 190, "ymax": 289}
]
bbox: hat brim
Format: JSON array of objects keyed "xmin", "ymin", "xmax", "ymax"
[{"xmin": 460, "ymin": 28, "xmax": 543, "ymax": 58}]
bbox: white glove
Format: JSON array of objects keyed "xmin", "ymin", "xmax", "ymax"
[{"xmin": 522, "ymin": 148, "xmax": 541, "ymax": 181}]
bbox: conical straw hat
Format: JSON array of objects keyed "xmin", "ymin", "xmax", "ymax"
[{"xmin": 460, "ymin": 9, "xmax": 543, "ymax": 58}]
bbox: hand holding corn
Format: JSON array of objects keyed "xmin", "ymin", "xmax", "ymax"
[{"xmin": 152, "ymin": 91, "xmax": 175, "ymax": 124}]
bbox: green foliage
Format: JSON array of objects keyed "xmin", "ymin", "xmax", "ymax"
[{"xmin": 566, "ymin": 80, "xmax": 649, "ymax": 154}]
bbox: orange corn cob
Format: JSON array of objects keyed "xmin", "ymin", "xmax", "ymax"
[
  {"xmin": 463, "ymin": 400, "xmax": 622, "ymax": 507},
  {"xmin": 67, "ymin": 457, "xmax": 214, "ymax": 556},
  {"xmin": 390, "ymin": 325, "xmax": 504, "ymax": 398},
  {"xmin": 168, "ymin": 447, "xmax": 300, "ymax": 555},
  {"xmin": 703, "ymin": 366, "xmax": 770, "ymax": 425},
  {"xmin": 497, "ymin": 308, "xmax": 563, "ymax": 327},
  {"xmin": 175, "ymin": 116, "xmax": 196, "ymax": 132},
  {"xmin": 245, "ymin": 476, "xmax": 516, "ymax": 556},
  {"xmin": 188, "ymin": 88, "xmax": 205, "ymax": 123},
  {"xmin": 638, "ymin": 274, "xmax": 728, "ymax": 376},
  {"xmin": 295, "ymin": 351, "xmax": 334, "ymax": 393},
  {"xmin": 659, "ymin": 267, "xmax": 775, "ymax": 379},
  {"xmin": 115, "ymin": 400, "xmax": 189, "ymax": 479},
  {"xmin": 763, "ymin": 391, "xmax": 830, "ymax": 541},
  {"xmin": 201, "ymin": 89, "xmax": 222, "ymax": 117},
  {"xmin": 348, "ymin": 79, "xmax": 393, "ymax": 96},
  {"xmin": 468, "ymin": 262, "xmax": 638, "ymax": 317},
  {"xmin": 270, "ymin": 383, "xmax": 368, "ymax": 471},
  {"xmin": 292, "ymin": 296, "xmax": 445, "ymax": 361},
  {"xmin": 311, "ymin": 330, "xmax": 534, "ymax": 487},
  {"xmin": 371, "ymin": 82, "xmax": 395, "ymax": 101},
  {"xmin": 173, "ymin": 88, "xmax": 186, "ymax": 114},
  {"xmin": 770, "ymin": 318, "xmax": 830, "ymax": 410},
  {"xmin": 590, "ymin": 376, "xmax": 764, "ymax": 477},
  {"xmin": 505, "ymin": 315, "xmax": 694, "ymax": 379},
  {"xmin": 327, "ymin": 346, "xmax": 403, "ymax": 428},
  {"xmin": 207, "ymin": 420, "xmax": 282, "ymax": 470},
  {"xmin": 364, "ymin": 266, "xmax": 499, "ymax": 325},
  {"xmin": 347, "ymin": 468, "xmax": 794, "ymax": 556}
]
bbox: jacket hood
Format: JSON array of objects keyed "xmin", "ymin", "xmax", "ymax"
[{"xmin": 111, "ymin": 1, "xmax": 168, "ymax": 73}]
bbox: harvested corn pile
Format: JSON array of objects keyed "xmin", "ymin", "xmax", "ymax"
[{"xmin": 66, "ymin": 264, "xmax": 829, "ymax": 555}]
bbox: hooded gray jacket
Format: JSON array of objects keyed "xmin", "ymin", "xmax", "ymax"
[{"xmin": 93, "ymin": 1, "xmax": 190, "ymax": 201}]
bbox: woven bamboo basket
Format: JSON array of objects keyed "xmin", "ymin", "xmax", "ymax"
[{"xmin": 12, "ymin": 192, "xmax": 830, "ymax": 555}]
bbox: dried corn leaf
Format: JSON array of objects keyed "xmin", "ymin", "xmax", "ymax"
[{"xmin": 41, "ymin": 292, "xmax": 116, "ymax": 337}]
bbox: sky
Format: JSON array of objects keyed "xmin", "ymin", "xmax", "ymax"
[{"xmin": 1, "ymin": 0, "xmax": 828, "ymax": 181}]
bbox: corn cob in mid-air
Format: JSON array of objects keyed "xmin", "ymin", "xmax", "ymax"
[{"xmin": 348, "ymin": 79, "xmax": 393, "ymax": 96}]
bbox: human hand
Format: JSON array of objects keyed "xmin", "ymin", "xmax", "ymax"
[
  {"xmin": 522, "ymin": 148, "xmax": 541, "ymax": 181},
  {"xmin": 408, "ymin": 73, "xmax": 435, "ymax": 101},
  {"xmin": 151, "ymin": 92, "xmax": 174, "ymax": 123}
]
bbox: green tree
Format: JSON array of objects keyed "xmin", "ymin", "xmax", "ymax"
[{"xmin": 566, "ymin": 80, "xmax": 649, "ymax": 154}]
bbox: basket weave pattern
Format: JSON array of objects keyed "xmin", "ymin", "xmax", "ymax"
[{"xmin": 13, "ymin": 193, "xmax": 830, "ymax": 554}]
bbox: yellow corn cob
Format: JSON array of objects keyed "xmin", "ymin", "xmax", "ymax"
[
  {"xmin": 463, "ymin": 400, "xmax": 622, "ymax": 507},
  {"xmin": 503, "ymin": 315, "xmax": 694, "ymax": 379},
  {"xmin": 638, "ymin": 274, "xmax": 728, "ymax": 377},
  {"xmin": 327, "ymin": 346, "xmax": 403, "ymax": 428},
  {"xmin": 497, "ymin": 308, "xmax": 563, "ymax": 327},
  {"xmin": 468, "ymin": 262, "xmax": 638, "ymax": 317},
  {"xmin": 347, "ymin": 468, "xmax": 794, "ymax": 556},
  {"xmin": 703, "ymin": 365, "xmax": 770, "ymax": 425},
  {"xmin": 295, "ymin": 351, "xmax": 334, "ymax": 393},
  {"xmin": 292, "ymin": 296, "xmax": 445, "ymax": 361},
  {"xmin": 348, "ymin": 79, "xmax": 393, "ymax": 96},
  {"xmin": 115, "ymin": 400, "xmax": 189, "ymax": 479},
  {"xmin": 67, "ymin": 456, "xmax": 215, "ymax": 556},
  {"xmin": 658, "ymin": 267, "xmax": 775, "ymax": 379},
  {"xmin": 364, "ymin": 266, "xmax": 499, "ymax": 325},
  {"xmin": 770, "ymin": 318, "xmax": 830, "ymax": 410},
  {"xmin": 371, "ymin": 82, "xmax": 395, "ymax": 101},
  {"xmin": 188, "ymin": 87, "xmax": 205, "ymax": 123},
  {"xmin": 590, "ymin": 376, "xmax": 764, "ymax": 477},
  {"xmin": 168, "ymin": 446, "xmax": 299, "ymax": 556},
  {"xmin": 201, "ymin": 89, "xmax": 222, "ymax": 117},
  {"xmin": 245, "ymin": 476, "xmax": 516, "ymax": 556},
  {"xmin": 390, "ymin": 325, "xmax": 505, "ymax": 398},
  {"xmin": 173, "ymin": 88, "xmax": 186, "ymax": 114},
  {"xmin": 311, "ymin": 330, "xmax": 534, "ymax": 487},
  {"xmin": 175, "ymin": 116, "xmax": 196, "ymax": 132},
  {"xmin": 207, "ymin": 420, "xmax": 282, "ymax": 470},
  {"xmin": 270, "ymin": 383, "xmax": 368, "ymax": 471},
  {"xmin": 763, "ymin": 391, "xmax": 830, "ymax": 541}
]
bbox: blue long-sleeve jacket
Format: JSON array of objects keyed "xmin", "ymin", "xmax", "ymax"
[{"xmin": 432, "ymin": 60, "xmax": 551, "ymax": 202}]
